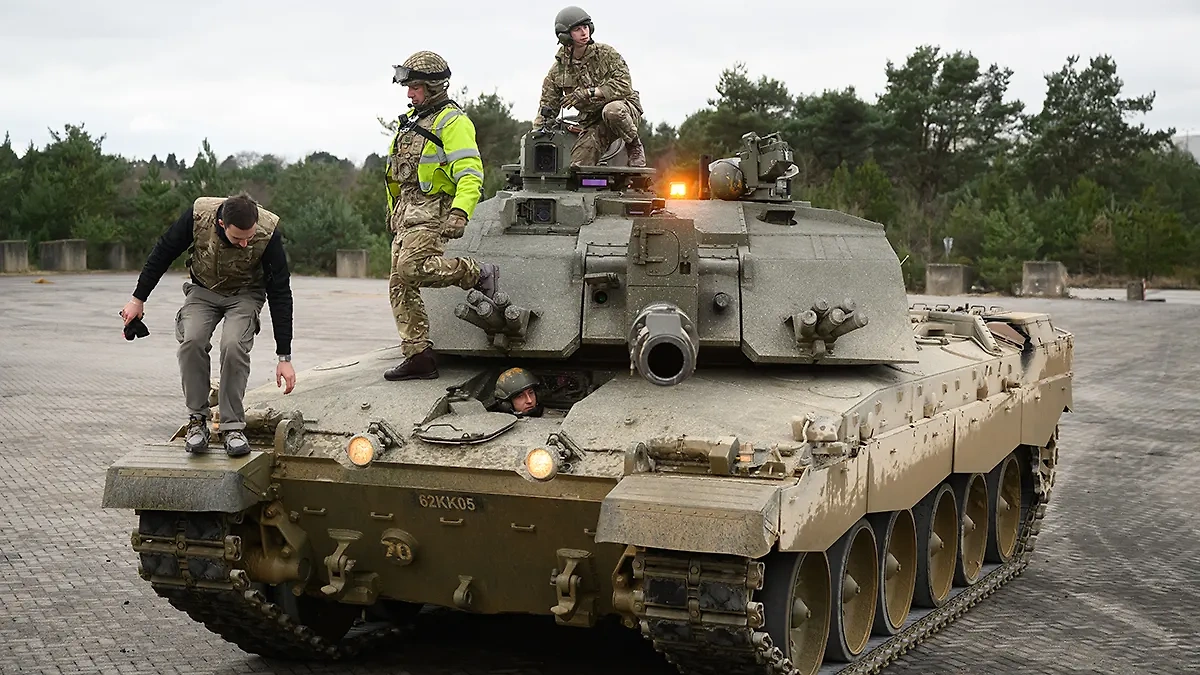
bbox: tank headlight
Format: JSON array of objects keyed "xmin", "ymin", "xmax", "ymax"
[
  {"xmin": 524, "ymin": 447, "xmax": 560, "ymax": 481},
  {"xmin": 346, "ymin": 433, "xmax": 382, "ymax": 467}
]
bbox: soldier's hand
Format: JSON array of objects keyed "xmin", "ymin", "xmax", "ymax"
[
  {"xmin": 441, "ymin": 209, "xmax": 468, "ymax": 239},
  {"xmin": 276, "ymin": 361, "xmax": 296, "ymax": 394},
  {"xmin": 120, "ymin": 298, "xmax": 144, "ymax": 325}
]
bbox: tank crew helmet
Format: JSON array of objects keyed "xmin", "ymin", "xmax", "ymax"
[
  {"xmin": 554, "ymin": 6, "xmax": 594, "ymax": 45},
  {"xmin": 393, "ymin": 50, "xmax": 451, "ymax": 96},
  {"xmin": 494, "ymin": 367, "xmax": 540, "ymax": 402}
]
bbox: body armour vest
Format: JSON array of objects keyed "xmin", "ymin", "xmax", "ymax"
[
  {"xmin": 187, "ymin": 197, "xmax": 280, "ymax": 296},
  {"xmin": 387, "ymin": 103, "xmax": 456, "ymax": 232}
]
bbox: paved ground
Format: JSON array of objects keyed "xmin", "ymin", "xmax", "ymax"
[{"xmin": 1, "ymin": 272, "xmax": 1198, "ymax": 675}]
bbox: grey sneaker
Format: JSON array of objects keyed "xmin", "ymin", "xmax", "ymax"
[
  {"xmin": 223, "ymin": 430, "xmax": 250, "ymax": 457},
  {"xmin": 184, "ymin": 415, "xmax": 209, "ymax": 453}
]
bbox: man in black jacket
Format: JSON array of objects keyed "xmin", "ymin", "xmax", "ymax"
[{"xmin": 119, "ymin": 192, "xmax": 296, "ymax": 456}]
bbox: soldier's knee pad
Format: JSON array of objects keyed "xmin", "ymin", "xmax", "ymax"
[{"xmin": 601, "ymin": 100, "xmax": 626, "ymax": 124}]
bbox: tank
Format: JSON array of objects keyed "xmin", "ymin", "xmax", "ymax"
[{"xmin": 102, "ymin": 119, "xmax": 1073, "ymax": 674}]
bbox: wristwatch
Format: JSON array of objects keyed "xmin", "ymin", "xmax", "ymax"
[{"xmin": 278, "ymin": 354, "xmax": 292, "ymax": 362}]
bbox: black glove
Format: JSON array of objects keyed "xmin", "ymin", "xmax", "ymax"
[{"xmin": 122, "ymin": 315, "xmax": 150, "ymax": 340}]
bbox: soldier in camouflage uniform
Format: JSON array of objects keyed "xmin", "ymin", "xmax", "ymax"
[
  {"xmin": 383, "ymin": 50, "xmax": 500, "ymax": 382},
  {"xmin": 534, "ymin": 6, "xmax": 646, "ymax": 168}
]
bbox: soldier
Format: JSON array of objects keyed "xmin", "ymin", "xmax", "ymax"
[
  {"xmin": 383, "ymin": 50, "xmax": 500, "ymax": 382},
  {"xmin": 119, "ymin": 192, "xmax": 296, "ymax": 457},
  {"xmin": 489, "ymin": 367, "xmax": 543, "ymax": 417},
  {"xmin": 534, "ymin": 6, "xmax": 646, "ymax": 168}
]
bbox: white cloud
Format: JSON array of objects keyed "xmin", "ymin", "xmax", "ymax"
[{"xmin": 2, "ymin": 0, "xmax": 1196, "ymax": 164}]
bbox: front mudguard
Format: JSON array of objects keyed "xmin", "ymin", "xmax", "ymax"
[{"xmin": 102, "ymin": 446, "xmax": 273, "ymax": 513}]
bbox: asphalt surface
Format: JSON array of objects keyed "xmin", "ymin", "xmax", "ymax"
[{"xmin": 1, "ymin": 271, "xmax": 1197, "ymax": 675}]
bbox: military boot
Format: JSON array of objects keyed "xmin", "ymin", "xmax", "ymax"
[
  {"xmin": 184, "ymin": 414, "xmax": 209, "ymax": 453},
  {"xmin": 223, "ymin": 430, "xmax": 250, "ymax": 457},
  {"xmin": 626, "ymin": 137, "xmax": 646, "ymax": 168},
  {"xmin": 383, "ymin": 346, "xmax": 439, "ymax": 381},
  {"xmin": 474, "ymin": 263, "xmax": 500, "ymax": 299}
]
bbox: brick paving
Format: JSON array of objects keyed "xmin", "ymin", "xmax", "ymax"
[{"xmin": 1, "ymin": 272, "xmax": 1197, "ymax": 674}]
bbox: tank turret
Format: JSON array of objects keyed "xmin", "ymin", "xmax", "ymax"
[{"xmin": 425, "ymin": 124, "xmax": 916, "ymax": 374}]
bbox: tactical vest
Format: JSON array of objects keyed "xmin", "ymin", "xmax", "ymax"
[
  {"xmin": 187, "ymin": 197, "xmax": 279, "ymax": 295},
  {"xmin": 386, "ymin": 103, "xmax": 462, "ymax": 231}
]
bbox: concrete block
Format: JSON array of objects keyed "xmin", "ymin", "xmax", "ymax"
[
  {"xmin": 38, "ymin": 239, "xmax": 88, "ymax": 272},
  {"xmin": 0, "ymin": 240, "xmax": 29, "ymax": 273},
  {"xmin": 925, "ymin": 264, "xmax": 973, "ymax": 296},
  {"xmin": 100, "ymin": 242, "xmax": 129, "ymax": 270},
  {"xmin": 1126, "ymin": 280, "xmax": 1146, "ymax": 301},
  {"xmin": 1021, "ymin": 261, "xmax": 1068, "ymax": 297},
  {"xmin": 336, "ymin": 249, "xmax": 368, "ymax": 278}
]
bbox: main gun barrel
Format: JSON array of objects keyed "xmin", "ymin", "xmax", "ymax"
[{"xmin": 627, "ymin": 302, "xmax": 699, "ymax": 386}]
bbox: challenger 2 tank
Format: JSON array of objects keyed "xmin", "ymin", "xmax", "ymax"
[{"xmin": 102, "ymin": 120, "xmax": 1073, "ymax": 674}]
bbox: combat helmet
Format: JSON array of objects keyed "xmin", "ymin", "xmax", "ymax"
[
  {"xmin": 555, "ymin": 6, "xmax": 594, "ymax": 45},
  {"xmin": 493, "ymin": 367, "xmax": 540, "ymax": 402},
  {"xmin": 393, "ymin": 50, "xmax": 451, "ymax": 95}
]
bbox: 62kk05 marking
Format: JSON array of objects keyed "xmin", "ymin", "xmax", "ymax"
[{"xmin": 415, "ymin": 492, "xmax": 482, "ymax": 512}]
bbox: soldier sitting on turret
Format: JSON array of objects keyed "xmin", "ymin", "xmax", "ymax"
[
  {"xmin": 488, "ymin": 367, "xmax": 544, "ymax": 417},
  {"xmin": 533, "ymin": 6, "xmax": 646, "ymax": 168}
]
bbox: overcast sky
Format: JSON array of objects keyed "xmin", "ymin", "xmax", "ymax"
[{"xmin": 2, "ymin": 0, "xmax": 1197, "ymax": 166}]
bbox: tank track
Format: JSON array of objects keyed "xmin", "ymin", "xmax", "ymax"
[
  {"xmin": 631, "ymin": 444, "xmax": 1056, "ymax": 675},
  {"xmin": 133, "ymin": 511, "xmax": 405, "ymax": 660}
]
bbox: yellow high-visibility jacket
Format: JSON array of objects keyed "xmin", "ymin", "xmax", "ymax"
[{"xmin": 385, "ymin": 104, "xmax": 485, "ymax": 218}]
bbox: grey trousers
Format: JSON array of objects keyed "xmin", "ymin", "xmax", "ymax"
[{"xmin": 174, "ymin": 282, "xmax": 264, "ymax": 431}]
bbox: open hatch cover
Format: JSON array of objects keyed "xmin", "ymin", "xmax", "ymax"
[{"xmin": 415, "ymin": 399, "xmax": 518, "ymax": 444}]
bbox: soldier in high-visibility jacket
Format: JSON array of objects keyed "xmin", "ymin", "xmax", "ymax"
[{"xmin": 382, "ymin": 50, "xmax": 500, "ymax": 382}]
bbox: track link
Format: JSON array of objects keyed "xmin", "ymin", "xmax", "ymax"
[
  {"xmin": 134, "ymin": 511, "xmax": 404, "ymax": 660},
  {"xmin": 632, "ymin": 444, "xmax": 1055, "ymax": 675}
]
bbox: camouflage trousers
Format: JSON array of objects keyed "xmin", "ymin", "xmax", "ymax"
[
  {"xmin": 389, "ymin": 227, "xmax": 482, "ymax": 357},
  {"xmin": 572, "ymin": 100, "xmax": 641, "ymax": 166}
]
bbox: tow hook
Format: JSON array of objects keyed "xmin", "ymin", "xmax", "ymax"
[{"xmin": 549, "ymin": 548, "xmax": 596, "ymax": 627}]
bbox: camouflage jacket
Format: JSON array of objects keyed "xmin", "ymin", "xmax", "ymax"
[{"xmin": 535, "ymin": 41, "xmax": 642, "ymax": 127}]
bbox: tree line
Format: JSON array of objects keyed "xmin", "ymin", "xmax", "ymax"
[{"xmin": 1, "ymin": 45, "xmax": 1196, "ymax": 291}]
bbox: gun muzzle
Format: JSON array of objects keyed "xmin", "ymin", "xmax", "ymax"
[{"xmin": 628, "ymin": 302, "xmax": 699, "ymax": 386}]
